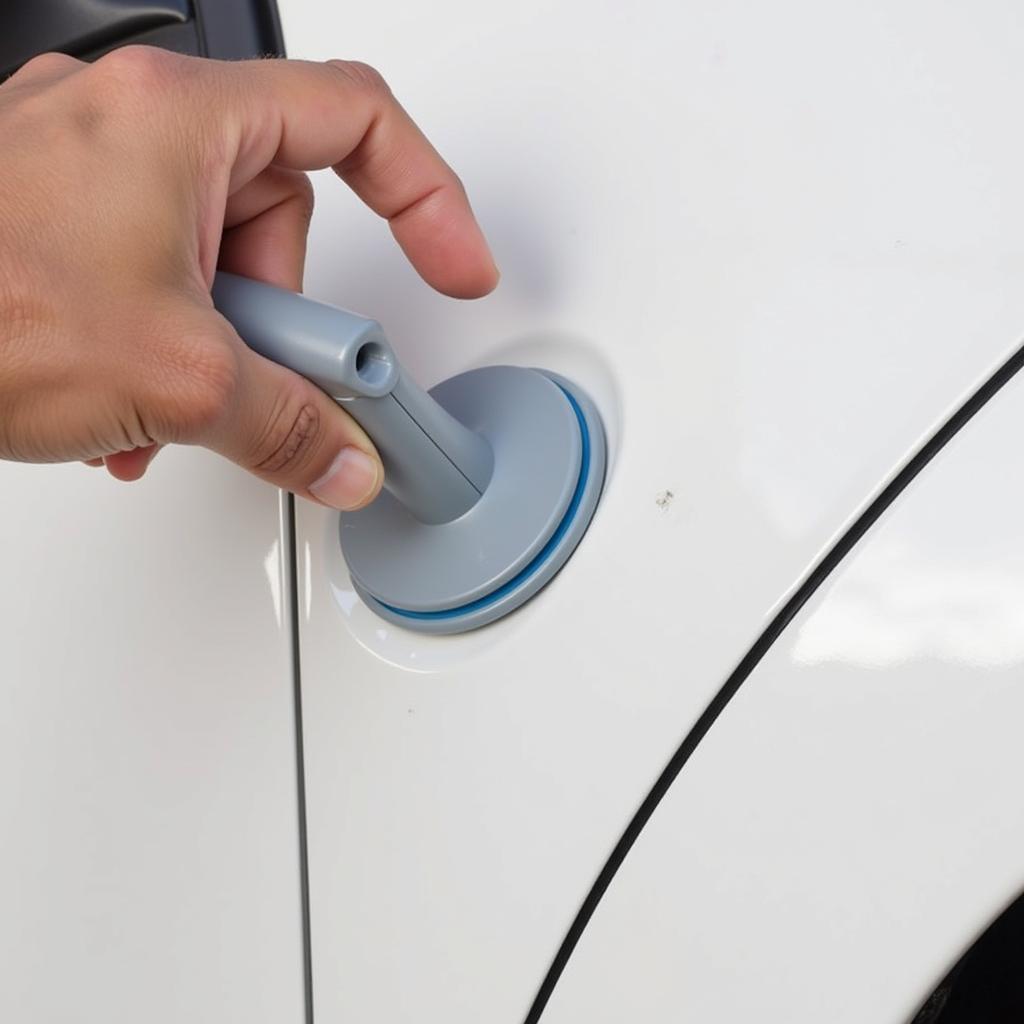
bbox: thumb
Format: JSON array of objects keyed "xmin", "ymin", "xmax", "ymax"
[{"xmin": 207, "ymin": 321, "xmax": 384, "ymax": 509}]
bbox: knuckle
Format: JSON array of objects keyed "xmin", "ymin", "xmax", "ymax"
[
  {"xmin": 14, "ymin": 51, "xmax": 80, "ymax": 80},
  {"xmin": 326, "ymin": 60, "xmax": 391, "ymax": 97},
  {"xmin": 153, "ymin": 338, "xmax": 240, "ymax": 440},
  {"xmin": 90, "ymin": 45, "xmax": 180, "ymax": 97},
  {"xmin": 252, "ymin": 396, "xmax": 324, "ymax": 476},
  {"xmin": 180, "ymin": 361, "xmax": 239, "ymax": 437}
]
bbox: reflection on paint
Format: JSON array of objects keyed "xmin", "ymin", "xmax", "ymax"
[
  {"xmin": 263, "ymin": 539, "xmax": 282, "ymax": 628},
  {"xmin": 304, "ymin": 540, "xmax": 314, "ymax": 622},
  {"xmin": 794, "ymin": 539, "xmax": 1024, "ymax": 669},
  {"xmin": 332, "ymin": 582, "xmax": 360, "ymax": 615},
  {"xmin": 322, "ymin": 510, "xmax": 519, "ymax": 672}
]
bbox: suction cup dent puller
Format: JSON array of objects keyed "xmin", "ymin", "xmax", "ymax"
[{"xmin": 212, "ymin": 272, "xmax": 606, "ymax": 635}]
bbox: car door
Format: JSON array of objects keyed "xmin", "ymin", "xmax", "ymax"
[{"xmin": 277, "ymin": 1, "xmax": 1024, "ymax": 1021}]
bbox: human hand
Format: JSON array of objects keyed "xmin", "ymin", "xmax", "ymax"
[{"xmin": 0, "ymin": 48, "xmax": 497, "ymax": 508}]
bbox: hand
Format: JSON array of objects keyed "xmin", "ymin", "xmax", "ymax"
[{"xmin": 0, "ymin": 48, "xmax": 498, "ymax": 508}]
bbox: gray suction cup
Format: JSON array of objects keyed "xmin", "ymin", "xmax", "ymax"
[
  {"xmin": 345, "ymin": 367, "xmax": 605, "ymax": 634},
  {"xmin": 212, "ymin": 273, "xmax": 606, "ymax": 635}
]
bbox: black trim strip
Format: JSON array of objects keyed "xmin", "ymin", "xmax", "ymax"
[
  {"xmin": 524, "ymin": 340, "xmax": 1024, "ymax": 1023},
  {"xmin": 285, "ymin": 493, "xmax": 316, "ymax": 1024}
]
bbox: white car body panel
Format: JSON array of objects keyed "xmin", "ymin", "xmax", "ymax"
[
  {"xmin": 544, "ymin": 355, "xmax": 1024, "ymax": 1024},
  {"xmin": 2, "ymin": 2, "xmax": 1024, "ymax": 1021},
  {"xmin": 0, "ymin": 452, "xmax": 305, "ymax": 1022},
  {"xmin": 279, "ymin": 1, "xmax": 1024, "ymax": 1020}
]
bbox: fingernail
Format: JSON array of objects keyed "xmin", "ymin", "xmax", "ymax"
[{"xmin": 309, "ymin": 447, "xmax": 381, "ymax": 510}]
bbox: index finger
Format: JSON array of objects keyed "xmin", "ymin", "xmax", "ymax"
[{"xmin": 193, "ymin": 56, "xmax": 498, "ymax": 299}]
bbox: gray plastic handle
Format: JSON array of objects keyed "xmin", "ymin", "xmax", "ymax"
[{"xmin": 211, "ymin": 273, "xmax": 493, "ymax": 524}]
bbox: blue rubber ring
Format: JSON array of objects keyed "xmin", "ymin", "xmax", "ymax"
[{"xmin": 379, "ymin": 384, "xmax": 591, "ymax": 622}]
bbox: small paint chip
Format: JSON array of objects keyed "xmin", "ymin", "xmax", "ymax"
[{"xmin": 655, "ymin": 490, "xmax": 675, "ymax": 511}]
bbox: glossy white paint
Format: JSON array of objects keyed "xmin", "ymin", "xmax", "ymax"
[
  {"xmin": 0, "ymin": 451, "xmax": 305, "ymax": 1023},
  {"xmin": 282, "ymin": 1, "xmax": 1024, "ymax": 1020},
  {"xmin": 544, "ymin": 352, "xmax": 1024, "ymax": 1024}
]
